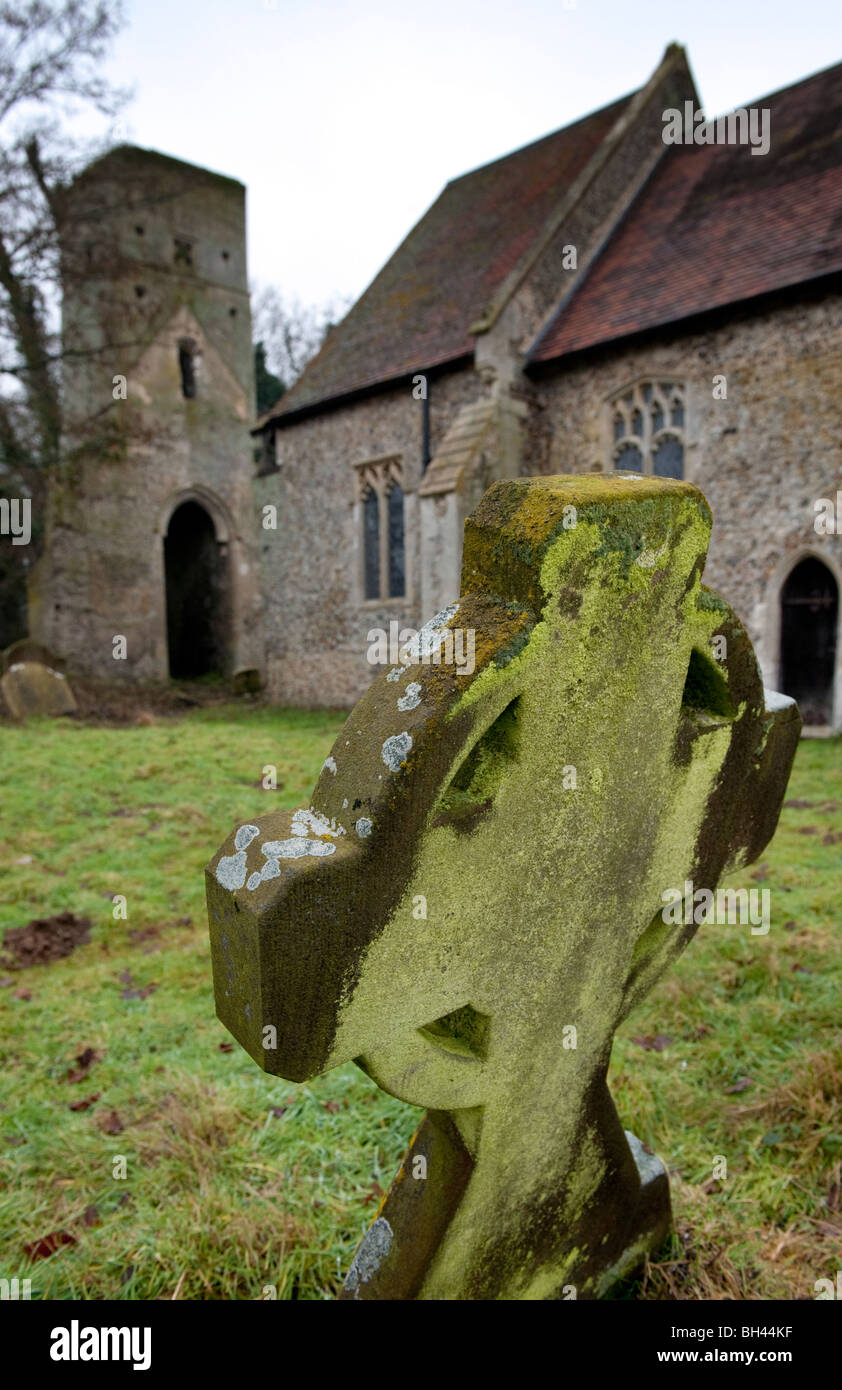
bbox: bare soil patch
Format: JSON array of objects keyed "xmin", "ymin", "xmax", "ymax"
[{"xmin": 1, "ymin": 910, "xmax": 92, "ymax": 968}]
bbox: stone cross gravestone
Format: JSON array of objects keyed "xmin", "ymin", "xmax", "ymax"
[{"xmin": 207, "ymin": 474, "xmax": 800, "ymax": 1299}]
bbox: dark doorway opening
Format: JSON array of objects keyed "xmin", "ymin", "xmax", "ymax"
[
  {"xmin": 780, "ymin": 557, "xmax": 838, "ymax": 726},
  {"xmin": 164, "ymin": 501, "xmax": 228, "ymax": 678}
]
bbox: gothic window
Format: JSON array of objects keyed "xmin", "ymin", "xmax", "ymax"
[
  {"xmin": 356, "ymin": 457, "xmax": 406, "ymax": 601},
  {"xmin": 608, "ymin": 380, "xmax": 685, "ymax": 478},
  {"xmin": 363, "ymin": 488, "xmax": 380, "ymax": 600},
  {"xmin": 615, "ymin": 441, "xmax": 643, "ymax": 472},
  {"xmin": 653, "ymin": 435, "xmax": 684, "ymax": 479},
  {"xmin": 387, "ymin": 483, "xmax": 405, "ymax": 598}
]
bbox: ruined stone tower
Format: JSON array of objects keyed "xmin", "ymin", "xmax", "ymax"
[{"xmin": 29, "ymin": 145, "xmax": 263, "ymax": 682}]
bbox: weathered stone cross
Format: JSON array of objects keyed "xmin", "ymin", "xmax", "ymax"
[{"xmin": 206, "ymin": 474, "xmax": 799, "ymax": 1300}]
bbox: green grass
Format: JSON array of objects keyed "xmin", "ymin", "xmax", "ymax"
[{"xmin": 0, "ymin": 709, "xmax": 840, "ymax": 1300}]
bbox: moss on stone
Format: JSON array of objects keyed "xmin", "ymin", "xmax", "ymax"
[{"xmin": 207, "ymin": 472, "xmax": 800, "ymax": 1301}]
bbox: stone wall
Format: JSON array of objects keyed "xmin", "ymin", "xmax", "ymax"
[
  {"xmin": 257, "ymin": 365, "xmax": 483, "ymax": 706},
  {"xmin": 262, "ymin": 287, "xmax": 842, "ymax": 722},
  {"xmin": 529, "ymin": 288, "xmax": 842, "ymax": 727}
]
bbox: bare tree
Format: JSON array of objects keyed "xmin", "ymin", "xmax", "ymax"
[
  {"xmin": 0, "ymin": 1, "xmax": 127, "ymax": 642},
  {"xmin": 251, "ymin": 284, "xmax": 352, "ymax": 405}
]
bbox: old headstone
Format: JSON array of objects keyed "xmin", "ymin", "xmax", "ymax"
[
  {"xmin": 206, "ymin": 474, "xmax": 800, "ymax": 1300},
  {"xmin": 1, "ymin": 660, "xmax": 76, "ymax": 720},
  {"xmin": 0, "ymin": 639, "xmax": 64, "ymax": 674}
]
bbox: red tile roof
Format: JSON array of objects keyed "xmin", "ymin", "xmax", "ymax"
[
  {"xmin": 266, "ymin": 93, "xmax": 632, "ymax": 422},
  {"xmin": 530, "ymin": 60, "xmax": 842, "ymax": 363}
]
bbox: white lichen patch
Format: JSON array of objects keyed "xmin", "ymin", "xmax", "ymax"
[
  {"xmin": 386, "ymin": 664, "xmax": 410, "ymax": 682},
  {"xmin": 322, "ymin": 756, "xmax": 337, "ymax": 774},
  {"xmin": 243, "ymin": 837, "xmax": 337, "ymax": 889},
  {"xmin": 246, "ymin": 852, "xmax": 282, "ymax": 892},
  {"xmin": 234, "ymin": 824, "xmax": 260, "ymax": 851},
  {"xmin": 382, "ymin": 732, "xmax": 413, "ymax": 771},
  {"xmin": 290, "ymin": 807, "xmax": 346, "ymax": 838},
  {"xmin": 217, "ymin": 824, "xmax": 340, "ymax": 893},
  {"xmin": 261, "ymin": 837, "xmax": 337, "ymax": 860},
  {"xmin": 260, "ymin": 856, "xmax": 281, "ymax": 877},
  {"xmin": 215, "ymin": 821, "xmax": 266, "ymax": 891},
  {"xmin": 397, "ymin": 682, "xmax": 422, "ymax": 712},
  {"xmin": 342, "ymin": 798, "xmax": 349, "ymax": 809},
  {"xmin": 262, "ymin": 839, "xmax": 309, "ymax": 859},
  {"xmin": 215, "ymin": 850, "xmax": 247, "ymax": 891},
  {"xmin": 344, "ymin": 1216, "xmax": 394, "ymax": 1298},
  {"xmin": 355, "ymin": 817, "xmax": 372, "ymax": 838},
  {"xmin": 401, "ymin": 604, "xmax": 459, "ymax": 663}
]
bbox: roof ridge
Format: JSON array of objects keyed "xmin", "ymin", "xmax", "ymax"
[
  {"xmin": 527, "ymin": 55, "xmax": 842, "ymax": 365},
  {"xmin": 445, "ymin": 91, "xmax": 635, "ymax": 188},
  {"xmin": 469, "ymin": 43, "xmax": 695, "ymax": 338},
  {"xmin": 74, "ymin": 142, "xmax": 244, "ymax": 190},
  {"xmin": 709, "ymin": 53, "xmax": 842, "ymax": 121},
  {"xmin": 263, "ymin": 63, "xmax": 675, "ymax": 425}
]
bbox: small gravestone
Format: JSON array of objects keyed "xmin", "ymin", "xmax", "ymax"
[
  {"xmin": 0, "ymin": 639, "xmax": 63, "ymax": 674},
  {"xmin": 1, "ymin": 660, "xmax": 76, "ymax": 720},
  {"xmin": 207, "ymin": 474, "xmax": 800, "ymax": 1300}
]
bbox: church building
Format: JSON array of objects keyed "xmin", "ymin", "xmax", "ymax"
[
  {"xmin": 30, "ymin": 43, "xmax": 842, "ymax": 732},
  {"xmin": 255, "ymin": 43, "xmax": 842, "ymax": 730}
]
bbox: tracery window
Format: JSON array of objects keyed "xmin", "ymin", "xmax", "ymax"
[
  {"xmin": 609, "ymin": 380, "xmax": 685, "ymax": 478},
  {"xmin": 355, "ymin": 456, "xmax": 405, "ymax": 601}
]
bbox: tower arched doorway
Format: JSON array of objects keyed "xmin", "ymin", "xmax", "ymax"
[
  {"xmin": 164, "ymin": 500, "xmax": 229, "ymax": 678},
  {"xmin": 780, "ymin": 556, "xmax": 838, "ymax": 727}
]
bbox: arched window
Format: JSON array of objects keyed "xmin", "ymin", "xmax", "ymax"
[
  {"xmin": 608, "ymin": 380, "xmax": 685, "ymax": 477},
  {"xmin": 615, "ymin": 441, "xmax": 643, "ymax": 472},
  {"xmin": 356, "ymin": 457, "xmax": 406, "ymax": 601},
  {"xmin": 653, "ymin": 435, "xmax": 684, "ymax": 479},
  {"xmin": 387, "ymin": 483, "xmax": 405, "ymax": 599},
  {"xmin": 363, "ymin": 488, "xmax": 380, "ymax": 600}
]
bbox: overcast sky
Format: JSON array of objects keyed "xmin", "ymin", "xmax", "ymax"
[{"xmin": 95, "ymin": 0, "xmax": 842, "ymax": 308}]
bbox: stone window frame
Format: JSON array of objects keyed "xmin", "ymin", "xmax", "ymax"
[
  {"xmin": 606, "ymin": 377, "xmax": 686, "ymax": 478},
  {"xmin": 354, "ymin": 455, "xmax": 407, "ymax": 606}
]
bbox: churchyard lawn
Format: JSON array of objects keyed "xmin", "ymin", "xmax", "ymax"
[{"xmin": 0, "ymin": 706, "xmax": 839, "ymax": 1299}]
